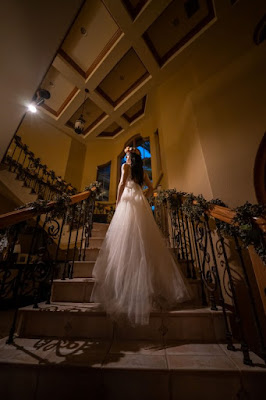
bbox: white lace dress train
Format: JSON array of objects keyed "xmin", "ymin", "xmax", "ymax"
[{"xmin": 91, "ymin": 178, "xmax": 192, "ymax": 325}]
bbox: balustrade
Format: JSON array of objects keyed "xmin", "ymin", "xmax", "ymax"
[
  {"xmin": 0, "ymin": 185, "xmax": 99, "ymax": 343},
  {"xmin": 152, "ymin": 190, "xmax": 266, "ymax": 365},
  {"xmin": 3, "ymin": 135, "xmax": 77, "ymax": 200}
]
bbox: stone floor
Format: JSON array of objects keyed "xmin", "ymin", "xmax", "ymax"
[{"xmin": 0, "ymin": 336, "xmax": 265, "ymax": 400}]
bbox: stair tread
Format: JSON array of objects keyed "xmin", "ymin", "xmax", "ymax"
[
  {"xmin": 0, "ymin": 336, "xmax": 264, "ymax": 374},
  {"xmin": 53, "ymin": 278, "xmax": 95, "ymax": 283},
  {"xmin": 73, "ymin": 260, "xmax": 95, "ymax": 264},
  {"xmin": 18, "ymin": 302, "xmax": 225, "ymax": 316}
]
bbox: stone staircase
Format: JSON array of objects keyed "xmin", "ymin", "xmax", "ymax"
[
  {"xmin": 0, "ymin": 222, "xmax": 265, "ymax": 399},
  {"xmin": 0, "ymin": 168, "xmax": 84, "ymax": 250}
]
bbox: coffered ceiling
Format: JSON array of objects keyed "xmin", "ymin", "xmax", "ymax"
[{"xmin": 36, "ymin": 0, "xmax": 217, "ymax": 143}]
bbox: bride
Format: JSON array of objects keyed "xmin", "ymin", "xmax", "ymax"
[{"xmin": 91, "ymin": 146, "xmax": 192, "ymax": 325}]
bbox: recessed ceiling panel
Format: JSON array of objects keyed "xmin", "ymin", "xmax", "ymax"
[
  {"xmin": 97, "ymin": 122, "xmax": 122, "ymax": 137},
  {"xmin": 143, "ymin": 0, "xmax": 215, "ymax": 66},
  {"xmin": 123, "ymin": 96, "xmax": 146, "ymax": 123},
  {"xmin": 60, "ymin": 0, "xmax": 122, "ymax": 78},
  {"xmin": 122, "ymin": 0, "xmax": 148, "ymax": 20},
  {"xmin": 40, "ymin": 66, "xmax": 78, "ymax": 117},
  {"xmin": 96, "ymin": 48, "xmax": 149, "ymax": 107},
  {"xmin": 67, "ymin": 97, "xmax": 106, "ymax": 135}
]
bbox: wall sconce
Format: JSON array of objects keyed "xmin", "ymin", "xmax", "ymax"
[{"xmin": 28, "ymin": 88, "xmax": 51, "ymax": 113}]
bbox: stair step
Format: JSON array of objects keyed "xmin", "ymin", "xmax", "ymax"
[
  {"xmin": 91, "ymin": 228, "xmax": 107, "ymax": 238},
  {"xmin": 72, "ymin": 261, "xmax": 95, "ymax": 278},
  {"xmin": 51, "ymin": 276, "xmax": 203, "ymax": 305},
  {"xmin": 88, "ymin": 237, "xmax": 104, "ymax": 249},
  {"xmin": 84, "ymin": 248, "xmax": 100, "ymax": 261},
  {"xmin": 92, "ymin": 222, "xmax": 109, "ymax": 231},
  {"xmin": 16, "ymin": 302, "xmax": 228, "ymax": 342},
  {"xmin": 0, "ymin": 336, "xmax": 264, "ymax": 400},
  {"xmin": 51, "ymin": 278, "xmax": 95, "ymax": 303}
]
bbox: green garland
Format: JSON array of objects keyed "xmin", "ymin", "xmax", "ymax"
[
  {"xmin": 154, "ymin": 190, "xmax": 266, "ymax": 263},
  {"xmin": 215, "ymin": 202, "xmax": 266, "ymax": 264},
  {"xmin": 155, "ymin": 189, "xmax": 185, "ymax": 207},
  {"xmin": 48, "ymin": 193, "xmax": 71, "ymax": 221},
  {"xmin": 16, "ymin": 199, "xmax": 50, "ymax": 213},
  {"xmin": 84, "ymin": 181, "xmax": 102, "ymax": 200},
  {"xmin": 182, "ymin": 193, "xmax": 209, "ymax": 221}
]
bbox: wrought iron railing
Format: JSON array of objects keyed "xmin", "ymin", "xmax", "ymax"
[
  {"xmin": 0, "ymin": 185, "xmax": 98, "ymax": 343},
  {"xmin": 2, "ymin": 135, "xmax": 77, "ymax": 200},
  {"xmin": 94, "ymin": 201, "xmax": 116, "ymax": 223},
  {"xmin": 152, "ymin": 189, "xmax": 266, "ymax": 366}
]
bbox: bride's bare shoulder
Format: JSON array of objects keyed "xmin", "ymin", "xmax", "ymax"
[{"xmin": 122, "ymin": 163, "xmax": 130, "ymax": 170}]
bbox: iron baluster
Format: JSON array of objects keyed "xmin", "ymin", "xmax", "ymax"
[
  {"xmin": 46, "ymin": 212, "xmax": 66, "ymax": 304},
  {"xmin": 185, "ymin": 216, "xmax": 197, "ymax": 279},
  {"xmin": 62, "ymin": 206, "xmax": 76, "ymax": 280},
  {"xmin": 234, "ymin": 234, "xmax": 266, "ymax": 363},
  {"xmin": 6, "ymin": 264, "xmax": 24, "ymax": 344},
  {"xmin": 82, "ymin": 198, "xmax": 91, "ymax": 261},
  {"xmin": 217, "ymin": 229, "xmax": 252, "ymax": 365},
  {"xmin": 79, "ymin": 200, "xmax": 88, "ymax": 261},
  {"xmin": 70, "ymin": 201, "xmax": 84, "ymax": 279},
  {"xmin": 191, "ymin": 220, "xmax": 208, "ymax": 306},
  {"xmin": 179, "ymin": 206, "xmax": 191, "ymax": 278},
  {"xmin": 205, "ymin": 215, "xmax": 235, "ymax": 352}
]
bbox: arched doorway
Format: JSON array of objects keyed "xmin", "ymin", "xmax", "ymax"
[{"xmin": 117, "ymin": 135, "xmax": 152, "ymax": 187}]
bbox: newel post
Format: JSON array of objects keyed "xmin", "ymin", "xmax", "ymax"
[{"xmin": 248, "ymin": 245, "xmax": 266, "ymax": 317}]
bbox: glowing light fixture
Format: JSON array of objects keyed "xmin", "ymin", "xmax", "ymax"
[
  {"xmin": 28, "ymin": 104, "xmax": 37, "ymax": 113},
  {"xmin": 27, "ymin": 88, "xmax": 51, "ymax": 113}
]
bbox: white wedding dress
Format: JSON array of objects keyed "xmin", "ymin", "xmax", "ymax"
[{"xmin": 91, "ymin": 173, "xmax": 192, "ymax": 325}]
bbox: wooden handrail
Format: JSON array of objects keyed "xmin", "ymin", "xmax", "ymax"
[
  {"xmin": 207, "ymin": 203, "xmax": 266, "ymax": 233},
  {"xmin": 0, "ymin": 184, "xmax": 265, "ymax": 233},
  {"xmin": 154, "ymin": 192, "xmax": 266, "ymax": 233},
  {"xmin": 0, "ymin": 187, "xmax": 96, "ymax": 229}
]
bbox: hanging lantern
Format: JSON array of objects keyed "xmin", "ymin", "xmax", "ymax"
[
  {"xmin": 74, "ymin": 89, "xmax": 89, "ymax": 135},
  {"xmin": 74, "ymin": 115, "xmax": 85, "ymax": 134}
]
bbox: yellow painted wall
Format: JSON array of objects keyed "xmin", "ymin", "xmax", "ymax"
[
  {"xmin": 153, "ymin": 70, "xmax": 213, "ymax": 200},
  {"xmin": 82, "ymin": 37, "xmax": 265, "ymax": 208},
  {"xmin": 16, "ymin": 113, "xmax": 87, "ymax": 190},
  {"xmin": 64, "ymin": 139, "xmax": 86, "ymax": 190},
  {"xmin": 190, "ymin": 45, "xmax": 266, "ymax": 207},
  {"xmin": 17, "ymin": 114, "xmax": 71, "ymax": 179}
]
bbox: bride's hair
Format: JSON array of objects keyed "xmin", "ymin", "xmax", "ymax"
[{"xmin": 130, "ymin": 152, "xmax": 144, "ymax": 186}]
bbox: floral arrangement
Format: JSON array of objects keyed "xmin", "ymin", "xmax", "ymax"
[{"xmin": 124, "ymin": 146, "xmax": 141, "ymax": 156}]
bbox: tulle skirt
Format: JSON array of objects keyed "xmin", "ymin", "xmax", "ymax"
[{"xmin": 91, "ymin": 180, "xmax": 192, "ymax": 325}]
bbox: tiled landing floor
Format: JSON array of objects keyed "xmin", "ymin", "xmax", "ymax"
[{"xmin": 0, "ymin": 337, "xmax": 265, "ymax": 400}]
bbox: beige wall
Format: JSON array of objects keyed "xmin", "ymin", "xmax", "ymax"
[
  {"xmin": 191, "ymin": 45, "xmax": 266, "ymax": 206},
  {"xmin": 153, "ymin": 70, "xmax": 213, "ymax": 200},
  {"xmin": 64, "ymin": 139, "xmax": 86, "ymax": 190},
  {"xmin": 17, "ymin": 114, "xmax": 71, "ymax": 179},
  {"xmin": 82, "ymin": 40, "xmax": 265, "ymax": 208},
  {"xmin": 13, "ymin": 113, "xmax": 88, "ymax": 189}
]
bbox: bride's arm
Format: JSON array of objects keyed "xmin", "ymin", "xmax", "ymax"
[
  {"xmin": 116, "ymin": 163, "xmax": 130, "ymax": 206},
  {"xmin": 143, "ymin": 172, "xmax": 154, "ymax": 198}
]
